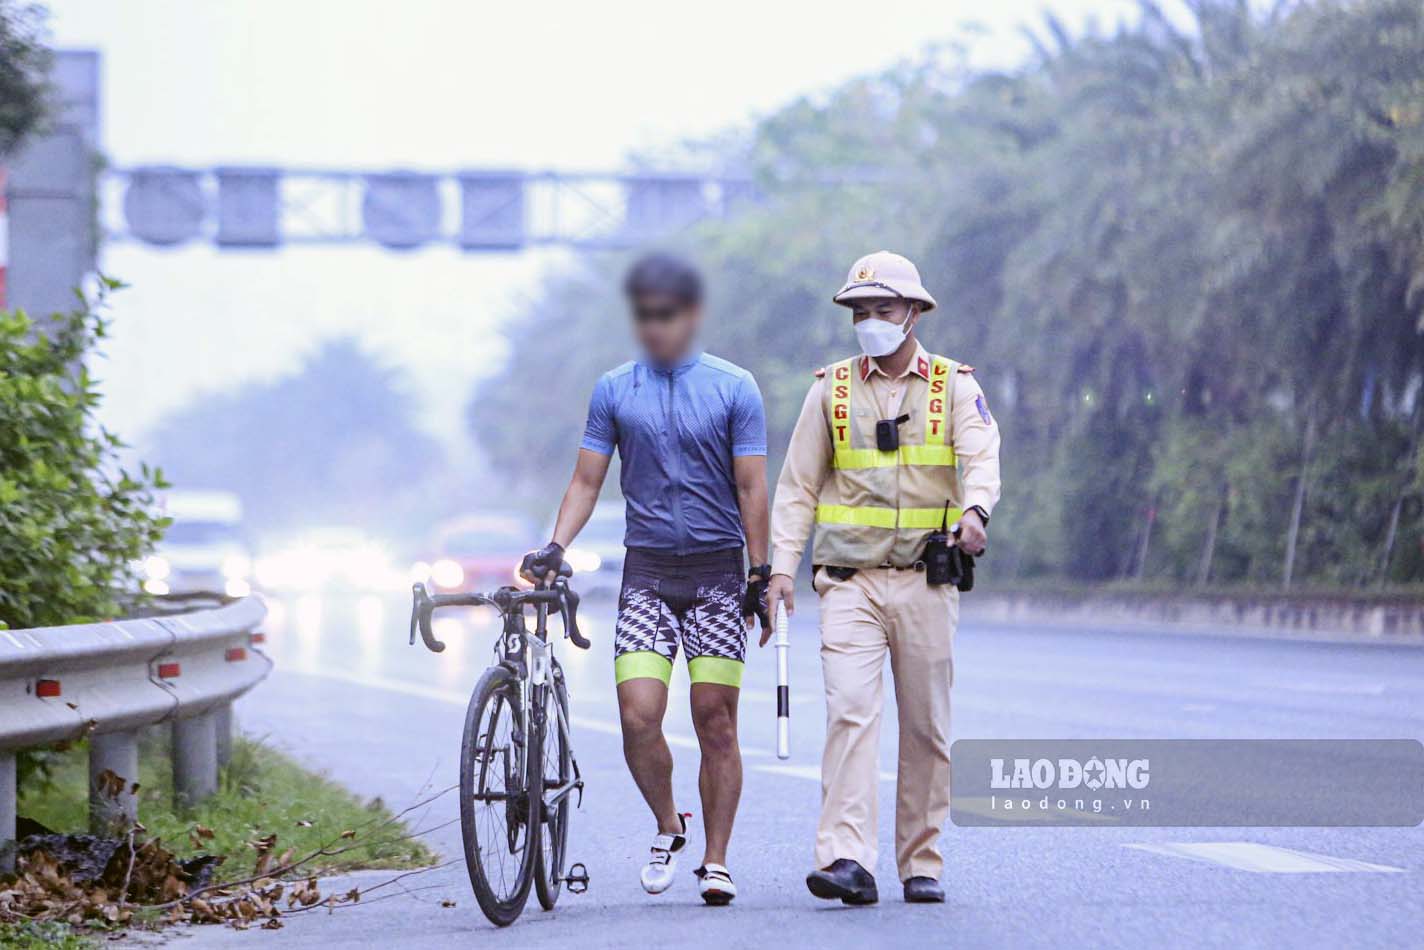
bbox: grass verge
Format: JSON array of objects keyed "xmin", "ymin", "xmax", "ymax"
[
  {"xmin": 17, "ymin": 732, "xmax": 436, "ymax": 883},
  {"xmin": 0, "ymin": 921, "xmax": 96, "ymax": 948}
]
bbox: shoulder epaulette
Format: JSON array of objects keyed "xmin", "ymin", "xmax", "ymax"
[
  {"xmin": 957, "ymin": 363, "xmax": 976, "ymax": 374},
  {"xmin": 814, "ymin": 367, "xmax": 827, "ymax": 379}
]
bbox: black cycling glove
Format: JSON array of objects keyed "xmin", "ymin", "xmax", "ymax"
[
  {"xmin": 520, "ymin": 541, "xmax": 565, "ymax": 583},
  {"xmin": 742, "ymin": 564, "xmax": 771, "ymax": 631}
]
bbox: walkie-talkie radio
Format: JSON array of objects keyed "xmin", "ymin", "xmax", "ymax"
[
  {"xmin": 924, "ymin": 502, "xmax": 955, "ymax": 586},
  {"xmin": 923, "ymin": 502, "xmax": 975, "ymax": 591}
]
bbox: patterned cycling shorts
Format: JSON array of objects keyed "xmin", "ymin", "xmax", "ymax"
[{"xmin": 614, "ymin": 547, "xmax": 746, "ymax": 688}]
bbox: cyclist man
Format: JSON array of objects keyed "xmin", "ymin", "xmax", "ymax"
[{"xmin": 522, "ymin": 253, "xmax": 771, "ymax": 905}]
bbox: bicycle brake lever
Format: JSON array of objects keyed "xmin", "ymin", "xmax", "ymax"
[
  {"xmin": 557, "ymin": 581, "xmax": 590, "ymax": 650},
  {"xmin": 410, "ymin": 583, "xmax": 446, "ymax": 653}
]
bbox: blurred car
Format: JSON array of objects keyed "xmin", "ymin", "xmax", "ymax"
[
  {"xmin": 555, "ymin": 501, "xmax": 626, "ymax": 598},
  {"xmin": 142, "ymin": 491, "xmax": 253, "ymax": 598},
  {"xmin": 414, "ymin": 513, "xmax": 536, "ymax": 593},
  {"xmin": 254, "ymin": 527, "xmax": 403, "ymax": 593}
]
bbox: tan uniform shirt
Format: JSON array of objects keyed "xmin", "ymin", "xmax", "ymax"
[{"xmin": 771, "ymin": 341, "xmax": 1001, "ymax": 577}]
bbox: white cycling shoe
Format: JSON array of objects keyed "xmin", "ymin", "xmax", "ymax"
[
  {"xmin": 695, "ymin": 863, "xmax": 737, "ymax": 905},
  {"xmin": 639, "ymin": 814, "xmax": 689, "ymax": 895}
]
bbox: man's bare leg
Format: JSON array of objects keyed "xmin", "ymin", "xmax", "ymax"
[
  {"xmin": 617, "ymin": 677, "xmax": 683, "ymax": 834},
  {"xmin": 689, "ymin": 682, "xmax": 741, "ymax": 866}
]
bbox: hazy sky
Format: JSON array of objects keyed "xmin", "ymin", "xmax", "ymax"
[{"xmin": 44, "ymin": 0, "xmax": 1136, "ymax": 448}]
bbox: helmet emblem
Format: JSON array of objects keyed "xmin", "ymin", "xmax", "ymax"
[{"xmin": 855, "ymin": 265, "xmax": 875, "ymax": 281}]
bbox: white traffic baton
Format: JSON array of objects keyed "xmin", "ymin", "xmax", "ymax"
[{"xmin": 774, "ymin": 601, "xmax": 790, "ymax": 759}]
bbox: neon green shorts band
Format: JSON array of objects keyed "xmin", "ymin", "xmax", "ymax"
[
  {"xmin": 687, "ymin": 655, "xmax": 744, "ymax": 688},
  {"xmin": 613, "ymin": 651, "xmax": 744, "ymax": 688},
  {"xmin": 615, "ymin": 651, "xmax": 673, "ymax": 685}
]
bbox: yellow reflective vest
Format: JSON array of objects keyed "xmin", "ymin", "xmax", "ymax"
[{"xmin": 811, "ymin": 354, "xmax": 965, "ymax": 568}]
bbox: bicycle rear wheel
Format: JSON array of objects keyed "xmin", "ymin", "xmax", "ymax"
[
  {"xmin": 460, "ymin": 664, "xmax": 540, "ymax": 927},
  {"xmin": 535, "ymin": 668, "xmax": 572, "ymax": 910}
]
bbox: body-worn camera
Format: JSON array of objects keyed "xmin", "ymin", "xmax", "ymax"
[{"xmin": 876, "ymin": 413, "xmax": 911, "ymax": 452}]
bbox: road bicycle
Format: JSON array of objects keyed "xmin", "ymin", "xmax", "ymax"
[{"xmin": 409, "ymin": 563, "xmax": 590, "ymax": 927}]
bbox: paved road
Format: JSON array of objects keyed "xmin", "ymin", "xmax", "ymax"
[{"xmin": 171, "ymin": 591, "xmax": 1423, "ymax": 949}]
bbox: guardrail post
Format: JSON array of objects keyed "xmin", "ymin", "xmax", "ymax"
[
  {"xmin": 214, "ymin": 703, "xmax": 234, "ymax": 768},
  {"xmin": 1, "ymin": 751, "xmax": 15, "ymax": 874},
  {"xmin": 172, "ymin": 713, "xmax": 218, "ymax": 809},
  {"xmin": 89, "ymin": 731, "xmax": 139, "ymax": 835}
]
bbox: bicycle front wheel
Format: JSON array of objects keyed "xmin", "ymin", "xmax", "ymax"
[
  {"xmin": 535, "ymin": 668, "xmax": 572, "ymax": 910},
  {"xmin": 460, "ymin": 664, "xmax": 540, "ymax": 927}
]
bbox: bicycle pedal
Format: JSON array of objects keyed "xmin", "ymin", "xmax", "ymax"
[{"xmin": 564, "ymin": 862, "xmax": 589, "ymax": 894}]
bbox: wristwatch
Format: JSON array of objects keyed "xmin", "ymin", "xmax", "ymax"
[
  {"xmin": 965, "ymin": 505, "xmax": 990, "ymax": 526},
  {"xmin": 748, "ymin": 563, "xmax": 772, "ymax": 581}
]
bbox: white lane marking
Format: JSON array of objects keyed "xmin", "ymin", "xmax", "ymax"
[
  {"xmin": 754, "ymin": 763, "xmax": 895, "ymax": 783},
  {"xmin": 1126, "ymin": 842, "xmax": 1406, "ymax": 873},
  {"xmin": 1268, "ymin": 681, "xmax": 1387, "ymax": 697},
  {"xmin": 272, "ymin": 663, "xmax": 774, "ymax": 758}
]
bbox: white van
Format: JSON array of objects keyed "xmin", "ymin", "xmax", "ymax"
[{"xmin": 142, "ymin": 491, "xmax": 253, "ymax": 598}]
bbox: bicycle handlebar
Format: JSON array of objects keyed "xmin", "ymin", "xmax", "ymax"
[{"xmin": 409, "ymin": 563, "xmax": 588, "ymax": 653}]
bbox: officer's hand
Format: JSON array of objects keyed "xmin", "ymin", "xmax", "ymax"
[
  {"xmin": 519, "ymin": 541, "xmax": 565, "ymax": 587},
  {"xmin": 762, "ymin": 574, "xmax": 796, "ymax": 647},
  {"xmin": 954, "ymin": 509, "xmax": 988, "ymax": 556}
]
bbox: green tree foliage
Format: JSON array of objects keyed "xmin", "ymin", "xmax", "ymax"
[
  {"xmin": 0, "ymin": 279, "xmax": 168, "ymax": 630},
  {"xmin": 0, "ymin": 0, "xmax": 50, "ymax": 156},
  {"xmin": 471, "ymin": 0, "xmax": 1424, "ymax": 589},
  {"xmin": 146, "ymin": 338, "xmax": 446, "ymax": 540}
]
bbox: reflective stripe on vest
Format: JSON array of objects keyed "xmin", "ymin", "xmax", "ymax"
[
  {"xmin": 829, "ymin": 356, "xmax": 957, "ymax": 471},
  {"xmin": 829, "ymin": 360, "xmax": 854, "ymax": 451},
  {"xmin": 816, "ymin": 504, "xmax": 964, "ymax": 530},
  {"xmin": 833, "ymin": 443, "xmax": 957, "ymax": 469},
  {"xmin": 925, "ymin": 356, "xmax": 952, "ymax": 445}
]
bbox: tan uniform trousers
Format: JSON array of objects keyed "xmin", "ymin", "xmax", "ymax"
[{"xmin": 814, "ymin": 565, "xmax": 956, "ymax": 880}]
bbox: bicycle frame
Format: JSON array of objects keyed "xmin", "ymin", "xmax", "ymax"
[{"xmin": 411, "ymin": 576, "xmax": 587, "ymax": 821}]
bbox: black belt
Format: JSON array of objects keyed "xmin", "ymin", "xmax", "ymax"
[{"xmin": 817, "ymin": 563, "xmax": 925, "ymax": 581}]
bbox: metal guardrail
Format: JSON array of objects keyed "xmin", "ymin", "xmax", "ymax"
[{"xmin": 0, "ymin": 596, "xmax": 270, "ymax": 871}]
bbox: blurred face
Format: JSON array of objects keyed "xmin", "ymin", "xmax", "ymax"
[
  {"xmin": 850, "ymin": 297, "xmax": 917, "ymax": 329},
  {"xmin": 631, "ymin": 291, "xmax": 701, "ymax": 365}
]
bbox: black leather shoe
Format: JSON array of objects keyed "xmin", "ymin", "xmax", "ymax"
[
  {"xmin": 806, "ymin": 859, "xmax": 879, "ymax": 905},
  {"xmin": 903, "ymin": 876, "xmax": 945, "ymax": 903}
]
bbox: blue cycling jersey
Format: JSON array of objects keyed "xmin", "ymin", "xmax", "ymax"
[{"xmin": 581, "ymin": 352, "xmax": 766, "ymax": 554}]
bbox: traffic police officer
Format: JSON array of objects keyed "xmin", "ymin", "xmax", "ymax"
[{"xmin": 764, "ymin": 250, "xmax": 1000, "ymax": 905}]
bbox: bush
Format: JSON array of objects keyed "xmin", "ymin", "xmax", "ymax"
[
  {"xmin": 0, "ymin": 0, "xmax": 49, "ymax": 157},
  {"xmin": 0, "ymin": 278, "xmax": 168, "ymax": 631}
]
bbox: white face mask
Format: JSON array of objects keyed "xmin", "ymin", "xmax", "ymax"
[{"xmin": 854, "ymin": 310, "xmax": 915, "ymax": 357}]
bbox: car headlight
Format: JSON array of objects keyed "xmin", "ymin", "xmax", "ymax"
[
  {"xmin": 564, "ymin": 547, "xmax": 602, "ymax": 573},
  {"xmin": 222, "ymin": 554, "xmax": 252, "ymax": 579},
  {"xmin": 143, "ymin": 555, "xmax": 171, "ymax": 581},
  {"xmin": 224, "ymin": 578, "xmax": 252, "ymax": 598},
  {"xmin": 431, "ymin": 558, "xmax": 464, "ymax": 588}
]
